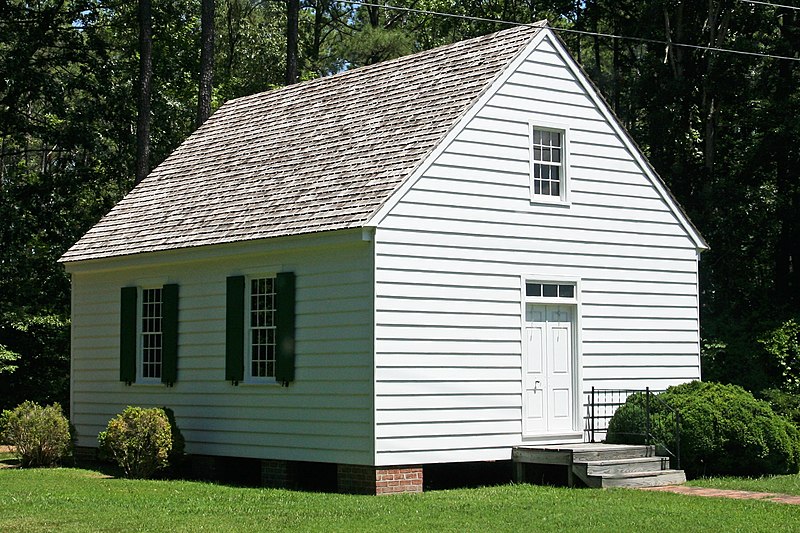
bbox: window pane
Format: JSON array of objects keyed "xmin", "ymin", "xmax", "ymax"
[
  {"xmin": 559, "ymin": 285, "xmax": 574, "ymax": 298},
  {"xmin": 552, "ymin": 147, "xmax": 561, "ymax": 162},
  {"xmin": 553, "ymin": 132, "xmax": 561, "ymax": 147},
  {"xmin": 526, "ymin": 283, "xmax": 542, "ymax": 297},
  {"xmin": 542, "ymin": 181, "xmax": 550, "ymax": 195},
  {"xmin": 533, "ymin": 147, "xmax": 541, "ymax": 161},
  {"xmin": 552, "ymin": 181, "xmax": 560, "ymax": 196},
  {"xmin": 542, "ymin": 284, "xmax": 558, "ymax": 297},
  {"xmin": 533, "ymin": 129, "xmax": 541, "ymax": 144}
]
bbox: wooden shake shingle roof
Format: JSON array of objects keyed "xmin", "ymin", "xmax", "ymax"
[{"xmin": 60, "ymin": 23, "xmax": 545, "ymax": 263}]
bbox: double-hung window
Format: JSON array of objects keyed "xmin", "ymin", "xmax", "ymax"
[
  {"xmin": 140, "ymin": 287, "xmax": 163, "ymax": 381},
  {"xmin": 530, "ymin": 124, "xmax": 569, "ymax": 203},
  {"xmin": 226, "ymin": 272, "xmax": 295, "ymax": 386},
  {"xmin": 248, "ymin": 276, "xmax": 277, "ymax": 381},
  {"xmin": 119, "ymin": 284, "xmax": 179, "ymax": 385}
]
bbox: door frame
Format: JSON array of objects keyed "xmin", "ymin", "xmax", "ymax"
[{"xmin": 520, "ymin": 275, "xmax": 583, "ymax": 441}]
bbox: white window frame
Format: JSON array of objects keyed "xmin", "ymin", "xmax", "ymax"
[
  {"xmin": 245, "ymin": 274, "xmax": 279, "ymax": 384},
  {"xmin": 137, "ymin": 286, "xmax": 163, "ymax": 385},
  {"xmin": 529, "ymin": 121, "xmax": 570, "ymax": 205}
]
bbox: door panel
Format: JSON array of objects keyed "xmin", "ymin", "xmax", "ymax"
[
  {"xmin": 524, "ymin": 304, "xmax": 576, "ymax": 436},
  {"xmin": 552, "ymin": 388, "xmax": 570, "ymax": 418},
  {"xmin": 524, "ymin": 316, "xmax": 547, "ymax": 434}
]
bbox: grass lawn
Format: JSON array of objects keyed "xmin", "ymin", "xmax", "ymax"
[
  {"xmin": 1, "ymin": 466, "xmax": 799, "ymax": 532},
  {"xmin": 687, "ymin": 474, "xmax": 800, "ymax": 496}
]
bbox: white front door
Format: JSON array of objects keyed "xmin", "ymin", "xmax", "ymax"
[{"xmin": 524, "ymin": 304, "xmax": 575, "ymax": 436}]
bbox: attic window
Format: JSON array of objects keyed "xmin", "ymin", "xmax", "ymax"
[{"xmin": 530, "ymin": 124, "xmax": 569, "ymax": 203}]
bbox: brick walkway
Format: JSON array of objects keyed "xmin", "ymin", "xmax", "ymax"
[{"xmin": 642, "ymin": 485, "xmax": 800, "ymax": 505}]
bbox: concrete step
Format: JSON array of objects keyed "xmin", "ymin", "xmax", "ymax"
[
  {"xmin": 597, "ymin": 469, "xmax": 687, "ymax": 488},
  {"xmin": 571, "ymin": 444, "xmax": 655, "ymax": 462},
  {"xmin": 575, "ymin": 456, "xmax": 670, "ymax": 477}
]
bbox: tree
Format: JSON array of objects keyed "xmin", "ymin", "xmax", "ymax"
[
  {"xmin": 0, "ymin": 0, "xmax": 201, "ymax": 412},
  {"xmin": 215, "ymin": 0, "xmax": 285, "ymax": 100},
  {"xmin": 135, "ymin": 0, "xmax": 153, "ymax": 186},
  {"xmin": 770, "ymin": 11, "xmax": 800, "ymax": 308},
  {"xmin": 197, "ymin": 0, "xmax": 215, "ymax": 127},
  {"xmin": 286, "ymin": 0, "xmax": 300, "ymax": 84}
]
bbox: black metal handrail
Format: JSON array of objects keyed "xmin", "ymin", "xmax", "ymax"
[{"xmin": 585, "ymin": 387, "xmax": 681, "ymax": 469}]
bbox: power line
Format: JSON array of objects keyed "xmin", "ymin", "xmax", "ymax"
[
  {"xmin": 341, "ymin": 0, "xmax": 800, "ymax": 62},
  {"xmin": 742, "ymin": 0, "xmax": 800, "ymax": 11}
]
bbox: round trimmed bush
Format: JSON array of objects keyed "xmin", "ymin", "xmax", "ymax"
[
  {"xmin": 606, "ymin": 381, "xmax": 800, "ymax": 478},
  {"xmin": 605, "ymin": 392, "xmax": 648, "ymax": 445},
  {"xmin": 0, "ymin": 401, "xmax": 72, "ymax": 467},
  {"xmin": 98, "ymin": 406, "xmax": 172, "ymax": 479}
]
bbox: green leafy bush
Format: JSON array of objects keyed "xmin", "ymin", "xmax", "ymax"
[
  {"xmin": 0, "ymin": 401, "xmax": 72, "ymax": 467},
  {"xmin": 98, "ymin": 406, "xmax": 173, "ymax": 479},
  {"xmin": 759, "ymin": 388, "xmax": 800, "ymax": 429},
  {"xmin": 605, "ymin": 392, "xmax": 648, "ymax": 445},
  {"xmin": 606, "ymin": 381, "xmax": 800, "ymax": 478},
  {"xmin": 759, "ymin": 319, "xmax": 800, "ymax": 394},
  {"xmin": 0, "ymin": 313, "xmax": 70, "ymax": 413}
]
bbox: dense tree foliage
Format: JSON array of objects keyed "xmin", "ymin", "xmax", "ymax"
[{"xmin": 1, "ymin": 0, "xmax": 799, "ymax": 411}]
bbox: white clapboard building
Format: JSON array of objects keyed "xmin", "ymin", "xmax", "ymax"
[{"xmin": 61, "ymin": 21, "xmax": 706, "ymax": 494}]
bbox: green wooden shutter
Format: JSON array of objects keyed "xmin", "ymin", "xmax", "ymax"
[
  {"xmin": 275, "ymin": 271, "xmax": 296, "ymax": 384},
  {"xmin": 226, "ymin": 275, "xmax": 245, "ymax": 383},
  {"xmin": 120, "ymin": 286, "xmax": 138, "ymax": 384},
  {"xmin": 161, "ymin": 283, "xmax": 179, "ymax": 385}
]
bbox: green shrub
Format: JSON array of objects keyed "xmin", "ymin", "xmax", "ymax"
[
  {"xmin": 606, "ymin": 381, "xmax": 800, "ymax": 478},
  {"xmin": 759, "ymin": 319, "xmax": 800, "ymax": 394},
  {"xmin": 605, "ymin": 392, "xmax": 648, "ymax": 445},
  {"xmin": 98, "ymin": 406, "xmax": 172, "ymax": 479},
  {"xmin": 0, "ymin": 401, "xmax": 72, "ymax": 467},
  {"xmin": 759, "ymin": 388, "xmax": 800, "ymax": 429}
]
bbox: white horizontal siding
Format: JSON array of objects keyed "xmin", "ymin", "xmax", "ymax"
[
  {"xmin": 70, "ymin": 231, "xmax": 374, "ymax": 465},
  {"xmin": 373, "ymin": 35, "xmax": 700, "ymax": 465}
]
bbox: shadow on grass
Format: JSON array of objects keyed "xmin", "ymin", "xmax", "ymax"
[
  {"xmin": 0, "ymin": 456, "xmax": 20, "ymax": 468},
  {"xmin": 72, "ymin": 457, "xmax": 125, "ymax": 478}
]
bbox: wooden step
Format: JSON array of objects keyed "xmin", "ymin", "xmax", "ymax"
[
  {"xmin": 596, "ymin": 469, "xmax": 687, "ymax": 488},
  {"xmin": 570, "ymin": 444, "xmax": 655, "ymax": 462},
  {"xmin": 574, "ymin": 456, "xmax": 670, "ymax": 477},
  {"xmin": 512, "ymin": 444, "xmax": 685, "ymax": 490}
]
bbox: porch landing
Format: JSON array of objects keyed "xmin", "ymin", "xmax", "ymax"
[{"xmin": 512, "ymin": 443, "xmax": 686, "ymax": 489}]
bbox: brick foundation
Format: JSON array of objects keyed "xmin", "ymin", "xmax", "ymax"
[
  {"xmin": 190, "ymin": 455, "xmax": 219, "ymax": 481},
  {"xmin": 73, "ymin": 445, "xmax": 98, "ymax": 462},
  {"xmin": 261, "ymin": 459, "xmax": 295, "ymax": 489},
  {"xmin": 337, "ymin": 464, "xmax": 423, "ymax": 495}
]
